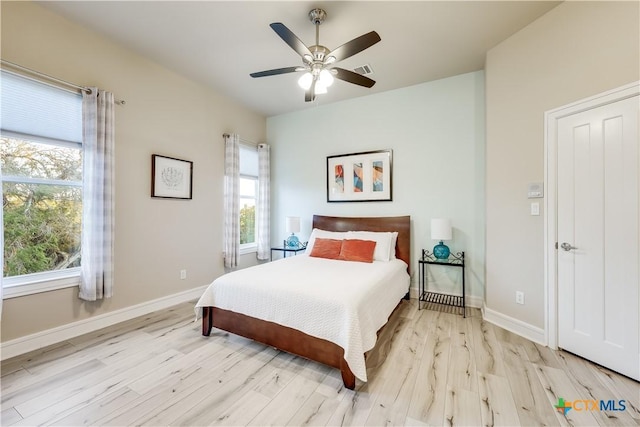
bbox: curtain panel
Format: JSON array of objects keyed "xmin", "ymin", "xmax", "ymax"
[
  {"xmin": 257, "ymin": 144, "xmax": 271, "ymax": 260},
  {"xmin": 79, "ymin": 88, "xmax": 115, "ymax": 301},
  {"xmin": 223, "ymin": 134, "xmax": 240, "ymax": 268}
]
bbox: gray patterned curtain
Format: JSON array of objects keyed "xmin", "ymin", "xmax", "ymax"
[
  {"xmin": 256, "ymin": 143, "xmax": 270, "ymax": 260},
  {"xmin": 79, "ymin": 88, "xmax": 115, "ymax": 301},
  {"xmin": 223, "ymin": 134, "xmax": 240, "ymax": 268}
]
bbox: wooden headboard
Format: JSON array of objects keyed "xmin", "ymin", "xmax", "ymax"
[{"xmin": 312, "ymin": 215, "xmax": 411, "ymax": 274}]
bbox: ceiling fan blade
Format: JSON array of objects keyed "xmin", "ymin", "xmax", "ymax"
[
  {"xmin": 326, "ymin": 31, "xmax": 381, "ymax": 63},
  {"xmin": 250, "ymin": 67, "xmax": 300, "ymax": 78},
  {"xmin": 333, "ymin": 67, "xmax": 376, "ymax": 88},
  {"xmin": 270, "ymin": 23, "xmax": 313, "ymax": 59},
  {"xmin": 305, "ymin": 84, "xmax": 315, "ymax": 102}
]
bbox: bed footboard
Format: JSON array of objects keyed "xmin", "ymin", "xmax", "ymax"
[{"xmin": 201, "ymin": 306, "xmax": 357, "ymax": 389}]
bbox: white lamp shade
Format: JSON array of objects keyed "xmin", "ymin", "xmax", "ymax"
[
  {"xmin": 431, "ymin": 218, "xmax": 452, "ymax": 241},
  {"xmin": 286, "ymin": 216, "xmax": 300, "ymax": 234}
]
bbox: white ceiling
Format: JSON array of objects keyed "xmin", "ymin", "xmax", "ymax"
[{"xmin": 40, "ymin": 1, "xmax": 560, "ymax": 117}]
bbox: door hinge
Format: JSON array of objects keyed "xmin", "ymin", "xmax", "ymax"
[{"xmin": 555, "ymin": 242, "xmax": 558, "ymax": 249}]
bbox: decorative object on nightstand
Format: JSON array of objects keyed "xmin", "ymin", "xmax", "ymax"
[
  {"xmin": 431, "ymin": 218, "xmax": 452, "ymax": 259},
  {"xmin": 285, "ymin": 216, "xmax": 301, "ymax": 248}
]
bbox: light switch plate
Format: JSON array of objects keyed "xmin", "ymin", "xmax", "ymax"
[{"xmin": 531, "ymin": 202, "xmax": 540, "ymax": 216}]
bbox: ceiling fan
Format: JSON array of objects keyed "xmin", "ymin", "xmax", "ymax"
[{"xmin": 250, "ymin": 8, "xmax": 381, "ymax": 102}]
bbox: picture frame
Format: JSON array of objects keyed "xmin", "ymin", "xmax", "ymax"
[
  {"xmin": 151, "ymin": 154, "xmax": 193, "ymax": 199},
  {"xmin": 327, "ymin": 149, "xmax": 392, "ymax": 202}
]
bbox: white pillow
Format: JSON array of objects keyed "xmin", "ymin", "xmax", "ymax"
[
  {"xmin": 305, "ymin": 228, "xmax": 348, "ymax": 254},
  {"xmin": 346, "ymin": 231, "xmax": 395, "ymax": 262},
  {"xmin": 389, "ymin": 231, "xmax": 398, "ymax": 260}
]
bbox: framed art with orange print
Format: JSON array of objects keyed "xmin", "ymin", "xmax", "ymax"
[{"xmin": 326, "ymin": 149, "xmax": 392, "ymax": 202}]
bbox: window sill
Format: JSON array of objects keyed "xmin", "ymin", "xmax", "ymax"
[
  {"xmin": 3, "ymin": 268, "xmax": 80, "ymax": 299},
  {"xmin": 240, "ymin": 244, "xmax": 257, "ymax": 256}
]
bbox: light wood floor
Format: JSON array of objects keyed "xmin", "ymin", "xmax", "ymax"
[{"xmin": 1, "ymin": 299, "xmax": 638, "ymax": 426}]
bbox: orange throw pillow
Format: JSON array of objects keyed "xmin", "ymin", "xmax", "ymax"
[
  {"xmin": 309, "ymin": 238, "xmax": 343, "ymax": 259},
  {"xmin": 339, "ymin": 239, "xmax": 377, "ymax": 263}
]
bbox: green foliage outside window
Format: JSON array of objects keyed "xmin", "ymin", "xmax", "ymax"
[
  {"xmin": 240, "ymin": 204, "xmax": 255, "ymax": 245},
  {"xmin": 2, "ymin": 138, "xmax": 82, "ymax": 277}
]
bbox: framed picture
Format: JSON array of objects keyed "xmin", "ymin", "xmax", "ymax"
[
  {"xmin": 327, "ymin": 149, "xmax": 392, "ymax": 202},
  {"xmin": 151, "ymin": 154, "xmax": 193, "ymax": 199}
]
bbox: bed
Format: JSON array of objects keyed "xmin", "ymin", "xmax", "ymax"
[{"xmin": 196, "ymin": 214, "xmax": 410, "ymax": 389}]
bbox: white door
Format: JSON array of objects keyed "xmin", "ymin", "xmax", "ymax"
[{"xmin": 557, "ymin": 94, "xmax": 639, "ymax": 380}]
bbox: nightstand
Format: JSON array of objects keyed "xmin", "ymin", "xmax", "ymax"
[
  {"xmin": 270, "ymin": 242, "xmax": 307, "ymax": 261},
  {"xmin": 418, "ymin": 249, "xmax": 465, "ymax": 317}
]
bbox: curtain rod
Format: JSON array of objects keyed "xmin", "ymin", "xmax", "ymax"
[
  {"xmin": 222, "ymin": 133, "xmax": 258, "ymax": 147},
  {"xmin": 1, "ymin": 59, "xmax": 126, "ymax": 105}
]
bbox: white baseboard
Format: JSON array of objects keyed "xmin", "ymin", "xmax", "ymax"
[
  {"xmin": 463, "ymin": 294, "xmax": 482, "ymax": 309},
  {"xmin": 408, "ymin": 287, "xmax": 483, "ymax": 308},
  {"xmin": 2, "ymin": 285, "xmax": 546, "ymax": 361},
  {"xmin": 1, "ymin": 285, "xmax": 208, "ymax": 361},
  {"xmin": 482, "ymin": 305, "xmax": 546, "ymax": 345}
]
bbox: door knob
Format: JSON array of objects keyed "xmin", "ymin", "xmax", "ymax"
[{"xmin": 560, "ymin": 242, "xmax": 577, "ymax": 251}]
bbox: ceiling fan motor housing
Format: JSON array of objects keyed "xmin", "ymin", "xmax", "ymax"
[{"xmin": 309, "ymin": 45, "xmax": 330, "ymax": 63}]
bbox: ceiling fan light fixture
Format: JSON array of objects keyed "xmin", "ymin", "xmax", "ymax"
[
  {"xmin": 298, "ymin": 72, "xmax": 313, "ymax": 90},
  {"xmin": 319, "ymin": 69, "xmax": 334, "ymax": 87},
  {"xmin": 315, "ymin": 81, "xmax": 328, "ymax": 94}
]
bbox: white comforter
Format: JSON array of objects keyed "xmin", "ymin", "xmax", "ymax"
[{"xmin": 195, "ymin": 254, "xmax": 409, "ymax": 382}]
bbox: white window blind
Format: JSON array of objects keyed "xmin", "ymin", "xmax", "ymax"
[
  {"xmin": 239, "ymin": 144, "xmax": 258, "ymax": 177},
  {"xmin": 0, "ymin": 71, "xmax": 82, "ymax": 143}
]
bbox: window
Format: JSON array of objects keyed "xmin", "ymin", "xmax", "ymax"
[
  {"xmin": 1, "ymin": 71, "xmax": 83, "ymax": 296},
  {"xmin": 239, "ymin": 144, "xmax": 258, "ymax": 253}
]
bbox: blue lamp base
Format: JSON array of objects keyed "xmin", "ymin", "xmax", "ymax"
[
  {"xmin": 286, "ymin": 234, "xmax": 300, "ymax": 248},
  {"xmin": 433, "ymin": 241, "xmax": 450, "ymax": 259}
]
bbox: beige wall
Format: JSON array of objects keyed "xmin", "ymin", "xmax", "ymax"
[
  {"xmin": 1, "ymin": 2, "xmax": 266, "ymax": 341},
  {"xmin": 485, "ymin": 1, "xmax": 639, "ymax": 328}
]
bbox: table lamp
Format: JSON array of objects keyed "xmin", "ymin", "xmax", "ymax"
[
  {"xmin": 285, "ymin": 216, "xmax": 301, "ymax": 248},
  {"xmin": 431, "ymin": 218, "xmax": 452, "ymax": 259}
]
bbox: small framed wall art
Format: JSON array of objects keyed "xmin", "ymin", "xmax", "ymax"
[
  {"xmin": 326, "ymin": 149, "xmax": 392, "ymax": 202},
  {"xmin": 151, "ymin": 154, "xmax": 193, "ymax": 199}
]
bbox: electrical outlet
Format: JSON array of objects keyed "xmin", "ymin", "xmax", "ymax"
[
  {"xmin": 180, "ymin": 269, "xmax": 187, "ymax": 280},
  {"xmin": 516, "ymin": 291, "xmax": 525, "ymax": 305}
]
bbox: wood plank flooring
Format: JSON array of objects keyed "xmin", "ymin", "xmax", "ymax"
[{"xmin": 1, "ymin": 299, "xmax": 638, "ymax": 426}]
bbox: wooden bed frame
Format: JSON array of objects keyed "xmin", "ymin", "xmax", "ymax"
[{"xmin": 201, "ymin": 214, "xmax": 411, "ymax": 389}]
